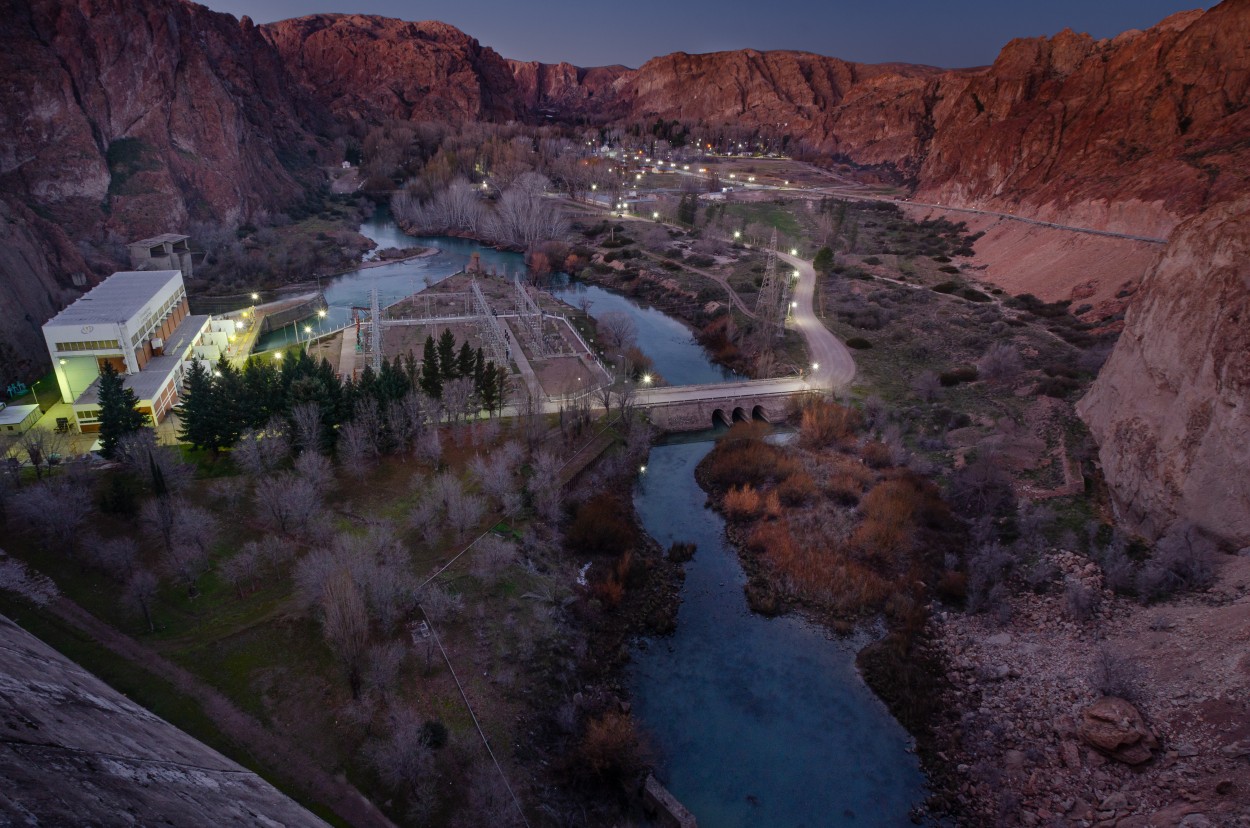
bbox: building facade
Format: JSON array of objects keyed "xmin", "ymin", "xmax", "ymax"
[{"xmin": 41, "ymin": 269, "xmax": 229, "ymax": 432}]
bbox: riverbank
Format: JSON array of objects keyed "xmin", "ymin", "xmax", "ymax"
[{"xmin": 691, "ymin": 414, "xmax": 967, "ymax": 822}]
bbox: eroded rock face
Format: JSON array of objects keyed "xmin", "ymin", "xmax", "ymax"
[
  {"xmin": 0, "ymin": 0, "xmax": 327, "ymax": 368},
  {"xmin": 1078, "ymin": 696, "xmax": 1160, "ymax": 765},
  {"xmin": 263, "ymin": 15, "xmax": 523, "ymax": 123},
  {"xmin": 1078, "ymin": 198, "xmax": 1250, "ymax": 548}
]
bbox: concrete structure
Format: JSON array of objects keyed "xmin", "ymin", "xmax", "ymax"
[
  {"xmin": 41, "ymin": 270, "xmax": 230, "ymax": 431},
  {"xmin": 636, "ymin": 380, "xmax": 810, "ymax": 431},
  {"xmin": 0, "ymin": 403, "xmax": 40, "ymax": 434},
  {"xmin": 128, "ymin": 233, "xmax": 194, "ymax": 277},
  {"xmin": 0, "ymin": 613, "xmax": 329, "ymax": 827}
]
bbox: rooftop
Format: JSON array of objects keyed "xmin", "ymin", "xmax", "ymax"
[
  {"xmin": 44, "ymin": 271, "xmax": 182, "ymax": 329},
  {"xmin": 0, "ymin": 404, "xmax": 39, "ymax": 426},
  {"xmin": 129, "ymin": 234, "xmax": 189, "ymax": 248},
  {"xmin": 76, "ymin": 315, "xmax": 210, "ymax": 405}
]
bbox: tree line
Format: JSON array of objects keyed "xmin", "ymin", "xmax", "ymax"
[{"xmin": 174, "ymin": 331, "xmax": 508, "ymax": 457}]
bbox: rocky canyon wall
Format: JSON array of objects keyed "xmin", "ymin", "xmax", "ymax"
[
  {"xmin": 1077, "ymin": 198, "xmax": 1250, "ymax": 548},
  {"xmin": 0, "ymin": 0, "xmax": 328, "ymax": 372}
]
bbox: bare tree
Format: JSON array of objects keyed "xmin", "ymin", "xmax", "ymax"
[
  {"xmin": 364, "ymin": 708, "xmax": 438, "ymax": 816},
  {"xmin": 294, "ymin": 450, "xmax": 334, "ymax": 495},
  {"xmin": 446, "ymin": 488, "xmax": 486, "ymax": 538},
  {"xmin": 442, "ymin": 377, "xmax": 475, "ymax": 424},
  {"xmin": 220, "ymin": 547, "xmax": 261, "ymax": 597},
  {"xmin": 11, "ymin": 476, "xmax": 93, "ymax": 554},
  {"xmin": 321, "ymin": 568, "xmax": 370, "ymax": 698},
  {"xmin": 290, "ymin": 402, "xmax": 323, "ymax": 454},
  {"xmin": 364, "ymin": 640, "xmax": 407, "ymax": 699},
  {"xmin": 338, "ymin": 421, "xmax": 377, "ymax": 479},
  {"xmin": 597, "ymin": 311, "xmax": 637, "ymax": 353},
  {"xmin": 81, "ymin": 534, "xmax": 137, "ymax": 582},
  {"xmin": 471, "ymin": 536, "xmax": 517, "ymax": 586},
  {"xmin": 17, "ymin": 428, "xmax": 70, "ymax": 481},
  {"xmin": 254, "ymin": 472, "xmax": 322, "ymax": 536},
  {"xmin": 234, "ymin": 419, "xmax": 290, "ymax": 476},
  {"xmin": 122, "ymin": 568, "xmax": 159, "ymax": 633}
]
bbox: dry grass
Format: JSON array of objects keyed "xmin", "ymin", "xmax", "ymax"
[{"xmin": 799, "ymin": 398, "xmax": 862, "ymax": 449}]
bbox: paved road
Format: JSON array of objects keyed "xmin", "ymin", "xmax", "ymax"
[{"xmin": 779, "ymin": 251, "xmax": 855, "ymax": 391}]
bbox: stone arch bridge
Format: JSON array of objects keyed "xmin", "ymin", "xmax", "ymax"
[{"xmin": 634, "ymin": 378, "xmax": 816, "ymax": 432}]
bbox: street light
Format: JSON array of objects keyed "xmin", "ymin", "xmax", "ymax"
[
  {"xmin": 642, "ymin": 374, "xmax": 653, "ymax": 384},
  {"xmin": 790, "ymin": 248, "xmax": 798, "ymax": 256},
  {"xmin": 812, "ymin": 362, "xmax": 820, "ymax": 371},
  {"xmin": 318, "ymin": 308, "xmax": 328, "ymax": 319},
  {"xmin": 251, "ymin": 292, "xmax": 259, "ymax": 301},
  {"xmin": 733, "ymin": 230, "xmax": 741, "ymax": 239}
]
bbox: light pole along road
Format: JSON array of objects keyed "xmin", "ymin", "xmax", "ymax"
[{"xmin": 778, "ymin": 250, "xmax": 855, "ymax": 391}]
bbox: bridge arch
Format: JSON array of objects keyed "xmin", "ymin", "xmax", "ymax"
[
  {"xmin": 732, "ymin": 406, "xmax": 748, "ymax": 423},
  {"xmin": 711, "ymin": 408, "xmax": 733, "ymax": 428},
  {"xmin": 752, "ymin": 404, "xmax": 771, "ymax": 423}
]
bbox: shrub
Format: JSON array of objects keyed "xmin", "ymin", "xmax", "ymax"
[
  {"xmin": 702, "ymin": 423, "xmax": 799, "ymax": 488},
  {"xmin": 846, "ymin": 337, "xmax": 873, "ymax": 350},
  {"xmin": 567, "ymin": 493, "xmax": 635, "ymax": 557},
  {"xmin": 977, "ymin": 342, "xmax": 1024, "ymax": 384},
  {"xmin": 959, "ymin": 288, "xmax": 992, "ymax": 302},
  {"xmin": 1063, "ymin": 579, "xmax": 1100, "ymax": 621},
  {"xmin": 667, "ymin": 542, "xmax": 696, "ymax": 563},
  {"xmin": 1138, "ymin": 522, "xmax": 1215, "ymax": 601},
  {"xmin": 723, "ymin": 485, "xmax": 763, "ymax": 519},
  {"xmin": 776, "ymin": 473, "xmax": 817, "ymax": 506},
  {"xmin": 938, "ymin": 265, "xmax": 960, "ymax": 274},
  {"xmin": 575, "ymin": 712, "xmax": 648, "ymax": 782},
  {"xmin": 1091, "ymin": 647, "xmax": 1144, "ymax": 703},
  {"xmin": 932, "ymin": 281, "xmax": 960, "ymax": 294},
  {"xmin": 862, "ymin": 256, "xmax": 882, "ymax": 265},
  {"xmin": 861, "ymin": 441, "xmax": 894, "ymax": 469},
  {"xmin": 799, "ymin": 399, "xmax": 861, "ymax": 449},
  {"xmin": 936, "ymin": 570, "xmax": 968, "ymax": 604},
  {"xmin": 939, "ymin": 365, "xmax": 979, "ymax": 386},
  {"xmin": 1036, "ymin": 376, "xmax": 1079, "ymax": 398}
]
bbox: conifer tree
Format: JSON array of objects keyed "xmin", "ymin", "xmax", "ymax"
[
  {"xmin": 437, "ymin": 328, "xmax": 457, "ymax": 380},
  {"xmin": 420, "ymin": 335, "xmax": 442, "ymax": 399},
  {"xmin": 175, "ymin": 359, "xmax": 216, "ymax": 450},
  {"xmin": 456, "ymin": 341, "xmax": 476, "ymax": 380},
  {"xmin": 98, "ymin": 362, "xmax": 146, "ymax": 458}
]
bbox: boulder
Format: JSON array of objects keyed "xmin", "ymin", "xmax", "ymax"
[{"xmin": 1078, "ymin": 696, "xmax": 1159, "ymax": 765}]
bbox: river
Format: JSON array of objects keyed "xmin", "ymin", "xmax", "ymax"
[
  {"xmin": 271, "ymin": 210, "xmax": 926, "ymax": 824},
  {"xmin": 257, "ymin": 210, "xmax": 736, "ymax": 387}
]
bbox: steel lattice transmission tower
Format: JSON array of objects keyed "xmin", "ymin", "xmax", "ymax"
[{"xmin": 754, "ymin": 228, "xmax": 786, "ymax": 338}]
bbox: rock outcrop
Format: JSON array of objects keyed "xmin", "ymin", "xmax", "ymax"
[
  {"xmin": 0, "ymin": 0, "xmax": 328, "ymax": 366},
  {"xmin": 263, "ymin": 15, "xmax": 524, "ymax": 124},
  {"xmin": 1078, "ymin": 198, "xmax": 1250, "ymax": 547},
  {"xmin": 0, "ymin": 613, "xmax": 328, "ymax": 826},
  {"xmin": 1078, "ymin": 696, "xmax": 1160, "ymax": 765}
]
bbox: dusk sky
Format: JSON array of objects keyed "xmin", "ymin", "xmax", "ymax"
[{"xmin": 203, "ymin": 0, "xmax": 1216, "ymax": 68}]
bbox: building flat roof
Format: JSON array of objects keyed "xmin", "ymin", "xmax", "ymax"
[
  {"xmin": 75, "ymin": 314, "xmax": 210, "ymax": 405},
  {"xmin": 129, "ymin": 234, "xmax": 189, "ymax": 247},
  {"xmin": 0, "ymin": 404, "xmax": 39, "ymax": 425},
  {"xmin": 45, "ymin": 271, "xmax": 182, "ymax": 329}
]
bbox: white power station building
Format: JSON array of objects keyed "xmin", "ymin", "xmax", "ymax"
[{"xmin": 41, "ymin": 268, "xmax": 231, "ymax": 432}]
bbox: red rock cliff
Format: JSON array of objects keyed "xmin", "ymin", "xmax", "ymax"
[
  {"xmin": 263, "ymin": 15, "xmax": 523, "ymax": 124},
  {"xmin": 0, "ymin": 0, "xmax": 327, "ymax": 369},
  {"xmin": 1077, "ymin": 198, "xmax": 1250, "ymax": 548}
]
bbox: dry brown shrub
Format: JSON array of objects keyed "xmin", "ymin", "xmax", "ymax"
[
  {"xmin": 763, "ymin": 490, "xmax": 783, "ymax": 519},
  {"xmin": 799, "ymin": 399, "xmax": 862, "ymax": 449},
  {"xmin": 747, "ymin": 520, "xmax": 892, "ymax": 615},
  {"xmin": 723, "ymin": 485, "xmax": 763, "ymax": 519},
  {"xmin": 703, "ymin": 422, "xmax": 795, "ymax": 488},
  {"xmin": 576, "ymin": 711, "xmax": 649, "ymax": 782},
  {"xmin": 861, "ymin": 440, "xmax": 894, "ymax": 469},
  {"xmin": 776, "ymin": 472, "xmax": 817, "ymax": 506},
  {"xmin": 591, "ymin": 575, "xmax": 624, "ymax": 608}
]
